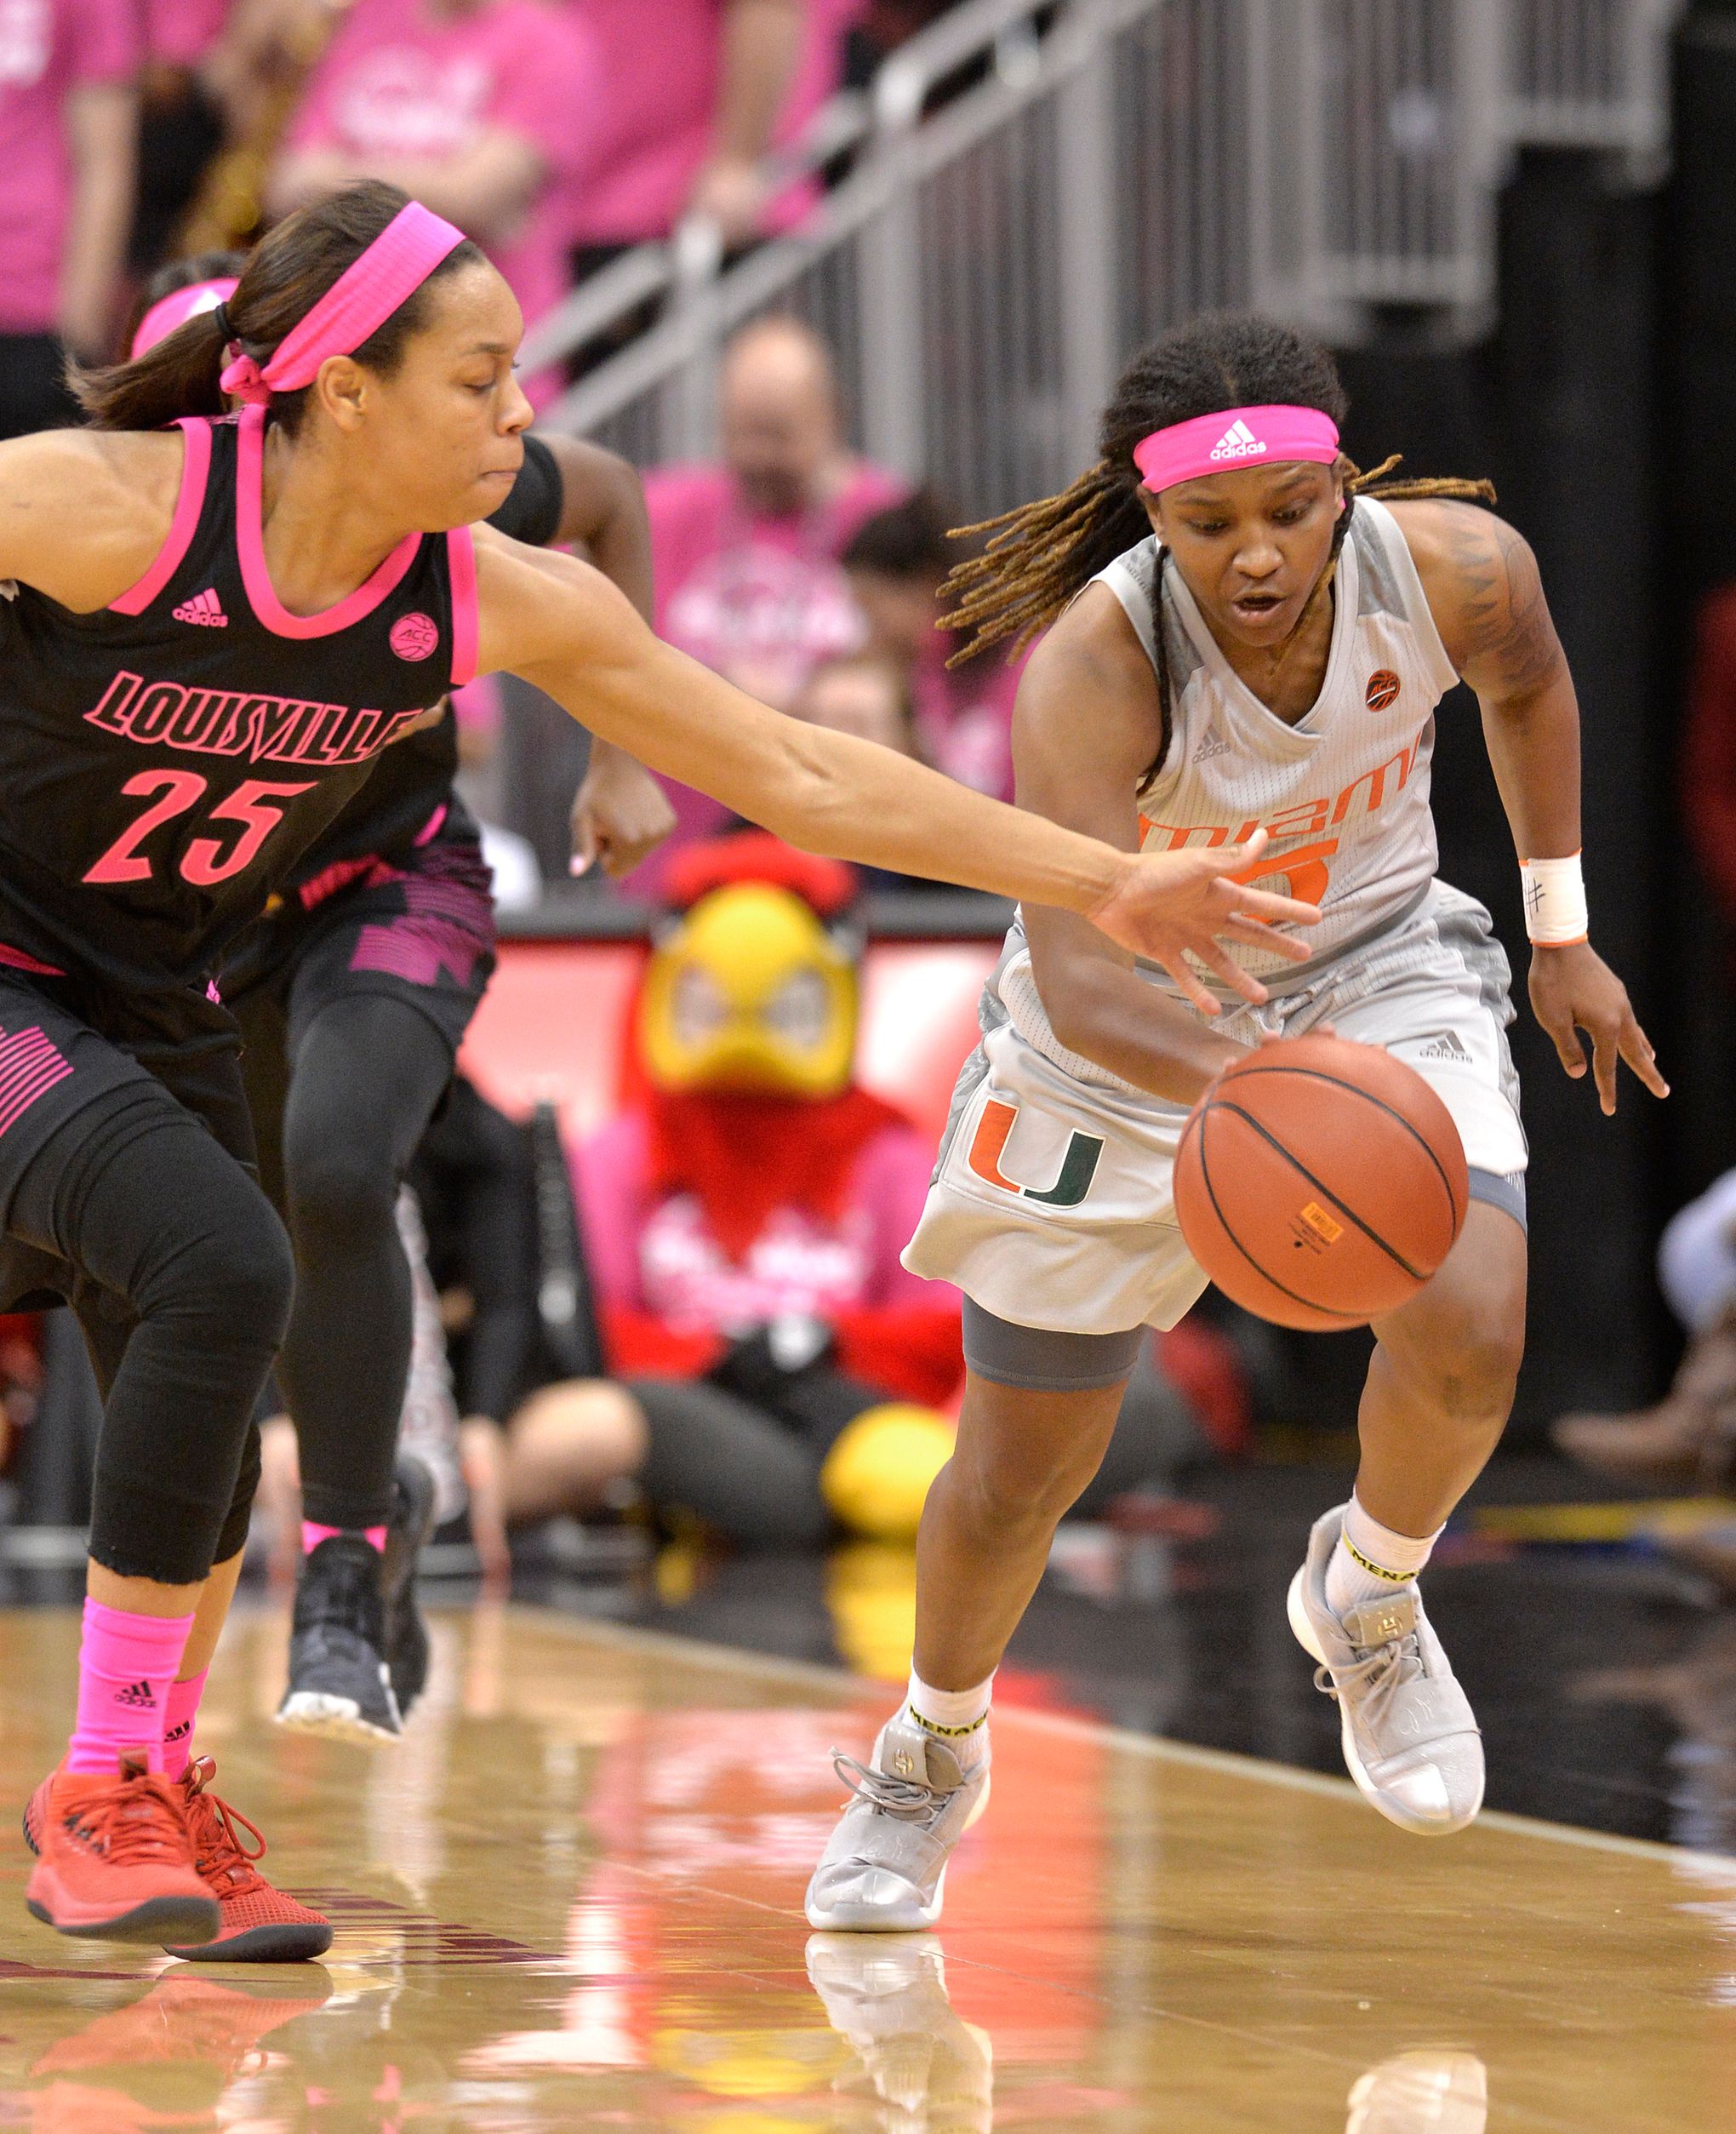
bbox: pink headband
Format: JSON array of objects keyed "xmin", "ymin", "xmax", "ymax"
[
  {"xmin": 1133, "ymin": 404, "xmax": 1341, "ymax": 494},
  {"xmin": 131, "ymin": 277, "xmax": 239, "ymax": 360},
  {"xmin": 219, "ymin": 201, "xmax": 467, "ymax": 407}
]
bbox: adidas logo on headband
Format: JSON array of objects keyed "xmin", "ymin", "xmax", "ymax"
[{"xmin": 1209, "ymin": 419, "xmax": 1267, "ymax": 462}]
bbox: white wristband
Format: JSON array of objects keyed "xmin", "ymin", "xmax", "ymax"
[{"xmin": 1521, "ymin": 852, "xmax": 1588, "ymax": 947}]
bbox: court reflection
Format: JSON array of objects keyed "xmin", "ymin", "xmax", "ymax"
[{"xmin": 0, "ymin": 1606, "xmax": 1727, "ymax": 2131}]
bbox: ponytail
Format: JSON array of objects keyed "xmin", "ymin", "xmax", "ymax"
[{"xmin": 74, "ymin": 309, "xmax": 231, "ymax": 431}]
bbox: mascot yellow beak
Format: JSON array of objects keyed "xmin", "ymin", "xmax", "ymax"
[{"xmin": 638, "ymin": 882, "xmax": 858, "ymax": 1098}]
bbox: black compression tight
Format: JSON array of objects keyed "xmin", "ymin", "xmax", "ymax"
[
  {"xmin": 11, "ymin": 1085, "xmax": 294, "ymax": 1587},
  {"xmin": 276, "ymin": 994, "xmax": 454, "ymax": 1530}
]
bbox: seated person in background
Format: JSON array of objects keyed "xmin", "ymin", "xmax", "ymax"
[
  {"xmin": 842, "ymin": 490, "xmax": 1022, "ymax": 801},
  {"xmin": 790, "ymin": 649, "xmax": 917, "ymax": 756},
  {"xmin": 1554, "ymin": 1169, "xmax": 1736, "ymax": 1498},
  {"xmin": 634, "ymin": 318, "xmax": 910, "ymax": 884},
  {"xmin": 484, "ymin": 834, "xmax": 1202, "ymax": 1547},
  {"xmin": 266, "ymin": 0, "xmax": 600, "ymax": 405}
]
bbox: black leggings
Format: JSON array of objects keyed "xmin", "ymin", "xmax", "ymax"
[
  {"xmin": 271, "ymin": 994, "xmax": 455, "ymax": 1530},
  {"xmin": 11, "ymin": 1084, "xmax": 294, "ymax": 1586}
]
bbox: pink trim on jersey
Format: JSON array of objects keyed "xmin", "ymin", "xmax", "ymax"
[
  {"xmin": 236, "ymin": 405, "xmax": 420, "ymax": 639},
  {"xmin": 0, "ymin": 1027, "xmax": 73, "ymax": 1136},
  {"xmin": 0, "ymin": 941, "xmax": 65, "ymax": 977},
  {"xmin": 414, "ymin": 802, "xmax": 448, "ymax": 847},
  {"xmin": 446, "ymin": 526, "xmax": 478, "ymax": 686},
  {"xmin": 108, "ymin": 420, "xmax": 214, "ymax": 618}
]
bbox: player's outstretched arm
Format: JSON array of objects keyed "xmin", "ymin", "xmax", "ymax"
[
  {"xmin": 472, "ymin": 534, "xmax": 1319, "ymax": 985},
  {"xmin": 1401, "ymin": 497, "xmax": 1667, "ymax": 1116}
]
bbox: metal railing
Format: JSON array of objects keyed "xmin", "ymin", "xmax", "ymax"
[{"xmin": 528, "ymin": 0, "xmax": 1682, "ymax": 506}]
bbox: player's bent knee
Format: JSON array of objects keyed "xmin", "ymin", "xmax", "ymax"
[{"xmin": 283, "ymin": 1138, "xmax": 398, "ymax": 1241}]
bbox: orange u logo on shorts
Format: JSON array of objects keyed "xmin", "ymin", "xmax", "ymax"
[{"xmin": 967, "ymin": 1098, "xmax": 1104, "ymax": 1207}]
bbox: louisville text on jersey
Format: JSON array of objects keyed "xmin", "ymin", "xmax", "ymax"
[{"xmin": 85, "ymin": 672, "xmax": 434, "ymax": 769}]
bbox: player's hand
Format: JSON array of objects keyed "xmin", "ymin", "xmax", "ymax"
[
  {"xmin": 569, "ymin": 744, "xmax": 677, "ymax": 879},
  {"xmin": 1085, "ymin": 829, "xmax": 1320, "ymax": 1016},
  {"xmin": 460, "ymin": 1417, "xmax": 511, "ymax": 1592},
  {"xmin": 1528, "ymin": 941, "xmax": 1667, "ymax": 1115}
]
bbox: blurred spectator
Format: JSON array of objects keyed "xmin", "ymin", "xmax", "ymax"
[
  {"xmin": 634, "ymin": 314, "xmax": 908, "ymax": 879},
  {"xmin": 1684, "ymin": 582, "xmax": 1736, "ymax": 940},
  {"xmin": 566, "ymin": 0, "xmax": 858, "ymax": 269},
  {"xmin": 843, "ymin": 0, "xmax": 962, "ymax": 82},
  {"xmin": 130, "ymin": 1, "xmax": 231, "ymax": 273},
  {"xmin": 1554, "ymin": 1170, "xmax": 1736, "ymax": 1497},
  {"xmin": 267, "ymin": 0, "xmax": 600, "ymax": 403},
  {"xmin": 0, "ymin": 0, "xmax": 140, "ymax": 433},
  {"xmin": 790, "ymin": 649, "xmax": 917, "ymax": 755},
  {"xmin": 842, "ymin": 489, "xmax": 1021, "ymax": 799}
]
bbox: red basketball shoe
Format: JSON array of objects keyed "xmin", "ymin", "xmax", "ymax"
[
  {"xmin": 162, "ymin": 1757, "xmax": 333, "ymax": 1962},
  {"xmin": 22, "ymin": 1756, "xmax": 217, "ymax": 1945}
]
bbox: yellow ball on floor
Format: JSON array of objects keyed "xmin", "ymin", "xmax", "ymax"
[{"xmin": 819, "ymin": 1403, "xmax": 955, "ymax": 1542}]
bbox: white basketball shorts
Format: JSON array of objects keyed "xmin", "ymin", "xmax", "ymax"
[{"xmin": 904, "ymin": 881, "xmax": 1528, "ymax": 1337}]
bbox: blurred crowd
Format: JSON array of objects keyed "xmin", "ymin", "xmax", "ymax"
[{"xmin": 0, "ymin": 0, "xmax": 971, "ymax": 437}]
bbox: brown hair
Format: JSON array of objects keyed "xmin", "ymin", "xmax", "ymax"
[{"xmin": 77, "ymin": 182, "xmax": 486, "ymax": 436}]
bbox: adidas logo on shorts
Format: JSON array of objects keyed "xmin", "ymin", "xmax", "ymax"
[
  {"xmin": 1209, "ymin": 418, "xmax": 1267, "ymax": 462},
  {"xmin": 1419, "ymin": 1031, "xmax": 1472, "ymax": 1062},
  {"xmin": 114, "ymin": 1679, "xmax": 157, "ymax": 1710}
]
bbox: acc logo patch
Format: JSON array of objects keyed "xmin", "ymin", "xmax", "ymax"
[
  {"xmin": 1365, "ymin": 668, "xmax": 1402, "ymax": 712},
  {"xmin": 390, "ymin": 611, "xmax": 439, "ymax": 662}
]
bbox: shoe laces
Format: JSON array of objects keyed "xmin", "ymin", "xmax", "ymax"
[
  {"xmin": 180, "ymin": 1758, "xmax": 269, "ymax": 1896},
  {"xmin": 831, "ymin": 1752, "xmax": 950, "ymax": 1828},
  {"xmin": 67, "ymin": 1770, "xmax": 191, "ymax": 1868},
  {"xmin": 1314, "ymin": 1630, "xmax": 1426, "ymax": 1726}
]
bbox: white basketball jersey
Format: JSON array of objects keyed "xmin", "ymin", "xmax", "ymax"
[{"xmin": 1103, "ymin": 495, "xmax": 1460, "ymax": 981}]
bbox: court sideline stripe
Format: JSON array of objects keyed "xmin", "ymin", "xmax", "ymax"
[{"xmin": 517, "ymin": 1605, "xmax": 1736, "ymax": 1874}]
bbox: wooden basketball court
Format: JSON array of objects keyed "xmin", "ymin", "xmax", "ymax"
[{"xmin": 0, "ymin": 1603, "xmax": 1725, "ymax": 2130}]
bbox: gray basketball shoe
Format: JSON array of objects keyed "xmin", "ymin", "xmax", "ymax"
[
  {"xmin": 804, "ymin": 1712, "xmax": 991, "ymax": 1931},
  {"xmin": 1288, "ymin": 1504, "xmax": 1484, "ymax": 1835}
]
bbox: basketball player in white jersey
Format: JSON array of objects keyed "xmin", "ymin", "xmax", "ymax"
[{"xmin": 806, "ymin": 313, "xmax": 1665, "ymax": 1930}]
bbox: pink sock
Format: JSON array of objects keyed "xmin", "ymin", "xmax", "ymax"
[
  {"xmin": 67, "ymin": 1599, "xmax": 194, "ymax": 1776},
  {"xmin": 302, "ymin": 1521, "xmax": 387, "ymax": 1554},
  {"xmin": 161, "ymin": 1668, "xmax": 208, "ymax": 1781}
]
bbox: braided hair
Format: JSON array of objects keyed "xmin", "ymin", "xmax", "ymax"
[{"xmin": 940, "ymin": 315, "xmax": 1493, "ymax": 772}]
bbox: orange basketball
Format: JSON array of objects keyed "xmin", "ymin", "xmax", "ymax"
[{"xmin": 1173, "ymin": 1034, "xmax": 1469, "ymax": 1330}]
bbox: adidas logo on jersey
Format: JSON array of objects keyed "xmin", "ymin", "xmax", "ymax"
[
  {"xmin": 1209, "ymin": 418, "xmax": 1267, "ymax": 463},
  {"xmin": 1419, "ymin": 1031, "xmax": 1472, "ymax": 1062},
  {"xmin": 114, "ymin": 1679, "xmax": 157, "ymax": 1710},
  {"xmin": 173, "ymin": 588, "xmax": 227, "ymax": 627},
  {"xmin": 1192, "ymin": 729, "xmax": 1230, "ymax": 763}
]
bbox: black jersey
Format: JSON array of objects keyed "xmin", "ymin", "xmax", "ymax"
[
  {"xmin": 276, "ymin": 435, "xmax": 566, "ymax": 895},
  {"xmin": 0, "ymin": 407, "xmax": 477, "ymax": 994}
]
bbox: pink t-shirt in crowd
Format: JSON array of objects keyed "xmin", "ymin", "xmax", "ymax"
[
  {"xmin": 144, "ymin": 0, "xmax": 231, "ymax": 67},
  {"xmin": 634, "ymin": 456, "xmax": 910, "ymax": 882},
  {"xmin": 0, "ymin": 0, "xmax": 140, "ymax": 335},
  {"xmin": 564, "ymin": 0, "xmax": 861, "ymax": 249},
  {"xmin": 288, "ymin": 0, "xmax": 600, "ymax": 359},
  {"xmin": 912, "ymin": 634, "xmax": 1025, "ymax": 803}
]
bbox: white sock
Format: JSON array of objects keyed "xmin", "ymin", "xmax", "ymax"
[
  {"xmin": 1324, "ymin": 1495, "xmax": 1442, "ymax": 1617},
  {"xmin": 905, "ymin": 1668, "xmax": 993, "ymax": 1773}
]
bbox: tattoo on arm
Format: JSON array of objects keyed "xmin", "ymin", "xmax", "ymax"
[{"xmin": 1438, "ymin": 506, "xmax": 1563, "ymax": 699}]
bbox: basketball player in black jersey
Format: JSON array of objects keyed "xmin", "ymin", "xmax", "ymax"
[
  {"xmin": 0, "ymin": 180, "xmax": 1314, "ymax": 1953},
  {"xmin": 125, "ymin": 258, "xmax": 677, "ymax": 1748}
]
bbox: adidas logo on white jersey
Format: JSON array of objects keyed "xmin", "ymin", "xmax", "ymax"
[
  {"xmin": 1192, "ymin": 728, "xmax": 1230, "ymax": 763},
  {"xmin": 1209, "ymin": 419, "xmax": 1267, "ymax": 463}
]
